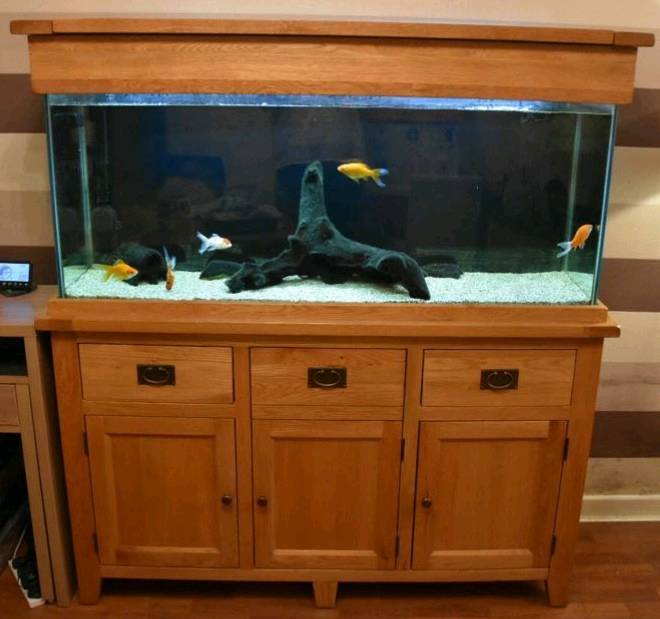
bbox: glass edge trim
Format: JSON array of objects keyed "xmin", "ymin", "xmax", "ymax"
[
  {"xmin": 45, "ymin": 92, "xmax": 616, "ymax": 304},
  {"xmin": 591, "ymin": 106, "xmax": 618, "ymax": 304},
  {"xmin": 46, "ymin": 93, "xmax": 615, "ymax": 115},
  {"xmin": 44, "ymin": 95, "xmax": 66, "ymax": 298}
]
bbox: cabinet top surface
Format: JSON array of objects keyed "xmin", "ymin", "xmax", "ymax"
[
  {"xmin": 35, "ymin": 297, "xmax": 620, "ymax": 339},
  {"xmin": 0, "ymin": 286, "xmax": 57, "ymax": 337},
  {"xmin": 9, "ymin": 17, "xmax": 654, "ymax": 48}
]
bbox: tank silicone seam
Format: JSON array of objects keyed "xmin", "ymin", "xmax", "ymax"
[
  {"xmin": 562, "ymin": 114, "xmax": 583, "ymax": 274},
  {"xmin": 44, "ymin": 95, "xmax": 66, "ymax": 297},
  {"xmin": 75, "ymin": 109, "xmax": 95, "ymax": 267},
  {"xmin": 591, "ymin": 106, "xmax": 618, "ymax": 304},
  {"xmin": 45, "ymin": 93, "xmax": 614, "ymax": 115}
]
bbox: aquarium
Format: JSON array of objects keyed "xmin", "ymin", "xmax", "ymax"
[{"xmin": 46, "ymin": 94, "xmax": 616, "ymax": 304}]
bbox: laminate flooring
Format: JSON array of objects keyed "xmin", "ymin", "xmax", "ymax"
[{"xmin": 1, "ymin": 523, "xmax": 659, "ymax": 618}]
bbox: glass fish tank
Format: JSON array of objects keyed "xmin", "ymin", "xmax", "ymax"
[{"xmin": 46, "ymin": 94, "xmax": 615, "ymax": 305}]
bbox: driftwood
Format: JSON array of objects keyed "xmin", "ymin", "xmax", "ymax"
[{"xmin": 226, "ymin": 161, "xmax": 430, "ymax": 300}]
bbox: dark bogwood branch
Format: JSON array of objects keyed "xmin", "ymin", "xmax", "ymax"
[{"xmin": 226, "ymin": 161, "xmax": 430, "ymax": 300}]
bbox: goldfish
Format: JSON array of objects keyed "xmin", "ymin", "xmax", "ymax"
[
  {"xmin": 337, "ymin": 161, "xmax": 389, "ymax": 188},
  {"xmin": 163, "ymin": 246, "xmax": 176, "ymax": 291},
  {"xmin": 197, "ymin": 231, "xmax": 232, "ymax": 254},
  {"xmin": 556, "ymin": 224, "xmax": 594, "ymax": 258},
  {"xmin": 96, "ymin": 260, "xmax": 138, "ymax": 282}
]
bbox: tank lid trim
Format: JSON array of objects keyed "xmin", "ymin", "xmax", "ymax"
[{"xmin": 46, "ymin": 93, "xmax": 615, "ymax": 115}]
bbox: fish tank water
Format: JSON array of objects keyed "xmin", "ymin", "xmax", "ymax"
[{"xmin": 46, "ymin": 94, "xmax": 616, "ymax": 304}]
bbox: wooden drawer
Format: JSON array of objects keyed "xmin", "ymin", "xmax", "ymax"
[
  {"xmin": 79, "ymin": 344, "xmax": 233, "ymax": 404},
  {"xmin": 0, "ymin": 385, "xmax": 19, "ymax": 425},
  {"xmin": 422, "ymin": 349, "xmax": 575, "ymax": 407},
  {"xmin": 251, "ymin": 348, "xmax": 405, "ymax": 407}
]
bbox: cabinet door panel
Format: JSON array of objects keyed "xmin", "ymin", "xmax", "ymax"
[
  {"xmin": 413, "ymin": 420, "xmax": 566, "ymax": 570},
  {"xmin": 87, "ymin": 416, "xmax": 238, "ymax": 568},
  {"xmin": 253, "ymin": 420, "xmax": 402, "ymax": 569}
]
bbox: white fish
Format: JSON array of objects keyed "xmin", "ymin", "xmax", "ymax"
[{"xmin": 196, "ymin": 231, "xmax": 232, "ymax": 254}]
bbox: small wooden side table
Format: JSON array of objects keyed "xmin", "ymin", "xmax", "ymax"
[{"xmin": 0, "ymin": 286, "xmax": 74, "ymax": 605}]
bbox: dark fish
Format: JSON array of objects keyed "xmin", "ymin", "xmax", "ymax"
[
  {"xmin": 119, "ymin": 244, "xmax": 167, "ymax": 285},
  {"xmin": 200, "ymin": 260, "xmax": 243, "ymax": 280}
]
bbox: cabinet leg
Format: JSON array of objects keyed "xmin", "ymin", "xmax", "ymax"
[
  {"xmin": 545, "ymin": 576, "xmax": 569, "ymax": 607},
  {"xmin": 313, "ymin": 581, "xmax": 338, "ymax": 608},
  {"xmin": 76, "ymin": 577, "xmax": 102, "ymax": 605}
]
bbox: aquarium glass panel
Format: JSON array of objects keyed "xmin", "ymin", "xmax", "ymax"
[{"xmin": 46, "ymin": 94, "xmax": 615, "ymax": 304}]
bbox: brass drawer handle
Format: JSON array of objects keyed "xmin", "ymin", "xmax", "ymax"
[
  {"xmin": 308, "ymin": 367, "xmax": 347, "ymax": 389},
  {"xmin": 480, "ymin": 369, "xmax": 519, "ymax": 391},
  {"xmin": 137, "ymin": 364, "xmax": 175, "ymax": 386}
]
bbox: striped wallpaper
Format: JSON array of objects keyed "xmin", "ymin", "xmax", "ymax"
[{"xmin": 1, "ymin": 3, "xmax": 658, "ymax": 513}]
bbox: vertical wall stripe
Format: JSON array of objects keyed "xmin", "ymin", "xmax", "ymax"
[{"xmin": 0, "ymin": 74, "xmax": 43, "ymax": 132}]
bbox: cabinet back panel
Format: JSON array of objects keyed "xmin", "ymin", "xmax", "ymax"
[{"xmin": 0, "ymin": 385, "xmax": 19, "ymax": 425}]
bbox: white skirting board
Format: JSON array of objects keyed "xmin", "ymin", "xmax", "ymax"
[{"xmin": 581, "ymin": 494, "xmax": 660, "ymax": 522}]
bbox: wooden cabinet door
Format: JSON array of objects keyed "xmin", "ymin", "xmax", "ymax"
[
  {"xmin": 253, "ymin": 420, "xmax": 402, "ymax": 569},
  {"xmin": 86, "ymin": 416, "xmax": 238, "ymax": 568},
  {"xmin": 413, "ymin": 420, "xmax": 567, "ymax": 570}
]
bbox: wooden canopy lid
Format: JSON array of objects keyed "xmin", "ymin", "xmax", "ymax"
[
  {"xmin": 10, "ymin": 17, "xmax": 655, "ymax": 105},
  {"xmin": 9, "ymin": 17, "xmax": 655, "ymax": 47}
]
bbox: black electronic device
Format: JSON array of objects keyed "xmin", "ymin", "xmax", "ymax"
[{"xmin": 0, "ymin": 261, "xmax": 35, "ymax": 296}]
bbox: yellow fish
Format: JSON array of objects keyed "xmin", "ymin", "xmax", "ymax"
[
  {"xmin": 97, "ymin": 259, "xmax": 139, "ymax": 282},
  {"xmin": 337, "ymin": 162, "xmax": 389, "ymax": 188}
]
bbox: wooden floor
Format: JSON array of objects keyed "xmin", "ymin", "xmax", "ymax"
[{"xmin": 1, "ymin": 523, "xmax": 659, "ymax": 618}]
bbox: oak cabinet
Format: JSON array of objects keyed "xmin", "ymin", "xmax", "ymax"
[
  {"xmin": 46, "ymin": 328, "xmax": 612, "ymax": 609},
  {"xmin": 86, "ymin": 415, "xmax": 239, "ymax": 568},
  {"xmin": 252, "ymin": 419, "xmax": 402, "ymax": 569},
  {"xmin": 413, "ymin": 420, "xmax": 567, "ymax": 570}
]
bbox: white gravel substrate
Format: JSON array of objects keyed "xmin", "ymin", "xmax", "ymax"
[{"xmin": 63, "ymin": 267, "xmax": 593, "ymax": 304}]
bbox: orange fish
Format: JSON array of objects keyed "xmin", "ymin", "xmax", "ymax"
[
  {"xmin": 97, "ymin": 260, "xmax": 138, "ymax": 282},
  {"xmin": 556, "ymin": 224, "xmax": 593, "ymax": 258},
  {"xmin": 163, "ymin": 246, "xmax": 176, "ymax": 291}
]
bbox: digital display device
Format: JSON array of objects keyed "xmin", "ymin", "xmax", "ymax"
[{"xmin": 0, "ymin": 261, "xmax": 34, "ymax": 293}]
